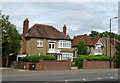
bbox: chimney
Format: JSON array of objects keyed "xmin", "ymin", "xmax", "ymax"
[
  {"xmin": 63, "ymin": 24, "xmax": 66, "ymax": 35},
  {"xmin": 23, "ymin": 18, "xmax": 29, "ymax": 37},
  {"xmin": 22, "ymin": 18, "xmax": 29, "ymax": 54}
]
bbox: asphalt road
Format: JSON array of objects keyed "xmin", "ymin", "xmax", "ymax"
[{"xmin": 1, "ymin": 67, "xmax": 119, "ymax": 82}]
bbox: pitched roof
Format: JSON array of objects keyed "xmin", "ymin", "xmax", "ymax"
[
  {"xmin": 25, "ymin": 24, "xmax": 71, "ymax": 40},
  {"xmin": 72, "ymin": 35, "xmax": 100, "ymax": 47}
]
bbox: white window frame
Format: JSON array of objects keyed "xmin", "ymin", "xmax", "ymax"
[
  {"xmin": 37, "ymin": 40, "xmax": 43, "ymax": 47},
  {"xmin": 58, "ymin": 40, "xmax": 71, "ymax": 48},
  {"xmin": 95, "ymin": 44, "xmax": 102, "ymax": 55},
  {"xmin": 61, "ymin": 52, "xmax": 73, "ymax": 61}
]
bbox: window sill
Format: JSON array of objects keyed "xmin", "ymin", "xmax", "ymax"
[{"xmin": 36, "ymin": 47, "xmax": 43, "ymax": 48}]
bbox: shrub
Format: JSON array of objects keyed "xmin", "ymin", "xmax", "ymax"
[
  {"xmin": 71, "ymin": 62, "xmax": 77, "ymax": 67},
  {"xmin": 75, "ymin": 55, "xmax": 115, "ymax": 69},
  {"xmin": 21, "ymin": 55, "xmax": 56, "ymax": 63},
  {"xmin": 61, "ymin": 59, "xmax": 67, "ymax": 61}
]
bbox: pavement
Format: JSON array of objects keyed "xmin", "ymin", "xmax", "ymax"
[{"xmin": 1, "ymin": 67, "xmax": 119, "ymax": 82}]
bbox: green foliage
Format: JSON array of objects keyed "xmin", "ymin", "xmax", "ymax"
[
  {"xmin": 115, "ymin": 43, "xmax": 120, "ymax": 68},
  {"xmin": 1, "ymin": 13, "xmax": 21, "ymax": 58},
  {"xmin": 77, "ymin": 40, "xmax": 88, "ymax": 55},
  {"xmin": 21, "ymin": 55, "xmax": 56, "ymax": 63},
  {"xmin": 71, "ymin": 62, "xmax": 77, "ymax": 67},
  {"xmin": 61, "ymin": 59, "xmax": 67, "ymax": 61},
  {"xmin": 89, "ymin": 31, "xmax": 120, "ymax": 40},
  {"xmin": 75, "ymin": 55, "xmax": 115, "ymax": 69}
]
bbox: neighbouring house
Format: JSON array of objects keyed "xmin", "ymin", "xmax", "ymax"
[
  {"xmin": 102, "ymin": 36, "xmax": 120, "ymax": 56},
  {"xmin": 72, "ymin": 34, "xmax": 105, "ymax": 58},
  {"xmin": 72, "ymin": 34, "xmax": 120, "ymax": 58},
  {"xmin": 17, "ymin": 18, "xmax": 73, "ymax": 61}
]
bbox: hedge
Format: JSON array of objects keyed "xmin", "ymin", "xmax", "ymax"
[
  {"xmin": 75, "ymin": 55, "xmax": 115, "ymax": 69},
  {"xmin": 21, "ymin": 55, "xmax": 56, "ymax": 63}
]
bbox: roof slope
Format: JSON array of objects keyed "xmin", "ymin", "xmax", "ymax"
[
  {"xmin": 25, "ymin": 24, "xmax": 71, "ymax": 40},
  {"xmin": 72, "ymin": 35, "xmax": 100, "ymax": 46}
]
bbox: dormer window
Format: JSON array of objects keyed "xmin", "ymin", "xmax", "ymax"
[{"xmin": 37, "ymin": 40, "xmax": 43, "ymax": 47}]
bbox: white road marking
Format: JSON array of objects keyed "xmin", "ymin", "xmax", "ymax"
[
  {"xmin": 110, "ymin": 77, "xmax": 113, "ymax": 79},
  {"xmin": 82, "ymin": 79, "xmax": 86, "ymax": 81},
  {"xmin": 97, "ymin": 78, "xmax": 102, "ymax": 80}
]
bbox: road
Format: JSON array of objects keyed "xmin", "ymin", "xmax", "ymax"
[{"xmin": 1, "ymin": 67, "xmax": 119, "ymax": 82}]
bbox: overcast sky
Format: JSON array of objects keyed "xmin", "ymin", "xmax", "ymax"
[{"xmin": 2, "ymin": 2, "xmax": 118, "ymax": 38}]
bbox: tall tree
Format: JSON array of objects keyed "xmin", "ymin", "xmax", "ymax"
[
  {"xmin": 89, "ymin": 30, "xmax": 120, "ymax": 41},
  {"xmin": 77, "ymin": 40, "xmax": 88, "ymax": 55},
  {"xmin": 1, "ymin": 13, "xmax": 21, "ymax": 66}
]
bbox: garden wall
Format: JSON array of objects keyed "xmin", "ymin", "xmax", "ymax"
[
  {"xmin": 38, "ymin": 59, "xmax": 71, "ymax": 70},
  {"xmin": 82, "ymin": 59, "xmax": 115, "ymax": 69},
  {"xmin": 11, "ymin": 59, "xmax": 71, "ymax": 71}
]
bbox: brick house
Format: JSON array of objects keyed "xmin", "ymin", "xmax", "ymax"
[
  {"xmin": 72, "ymin": 34, "xmax": 120, "ymax": 58},
  {"xmin": 102, "ymin": 37, "xmax": 120, "ymax": 56},
  {"xmin": 17, "ymin": 18, "xmax": 73, "ymax": 61},
  {"xmin": 72, "ymin": 34, "xmax": 105, "ymax": 58}
]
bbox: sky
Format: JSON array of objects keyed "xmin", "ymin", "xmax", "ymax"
[{"xmin": 1, "ymin": 1, "xmax": 118, "ymax": 38}]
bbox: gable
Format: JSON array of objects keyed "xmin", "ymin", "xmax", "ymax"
[{"xmin": 95, "ymin": 38, "xmax": 105, "ymax": 47}]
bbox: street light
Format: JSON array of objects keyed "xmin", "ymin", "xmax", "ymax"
[{"xmin": 109, "ymin": 17, "xmax": 118, "ymax": 68}]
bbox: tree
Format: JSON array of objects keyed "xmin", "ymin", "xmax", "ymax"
[
  {"xmin": 77, "ymin": 40, "xmax": 88, "ymax": 55},
  {"xmin": 1, "ymin": 13, "xmax": 21, "ymax": 67},
  {"xmin": 89, "ymin": 30, "xmax": 120, "ymax": 41}
]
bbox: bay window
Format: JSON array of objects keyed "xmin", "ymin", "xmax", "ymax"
[{"xmin": 58, "ymin": 40, "xmax": 71, "ymax": 48}]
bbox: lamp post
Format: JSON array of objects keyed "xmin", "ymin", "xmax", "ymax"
[{"xmin": 109, "ymin": 17, "xmax": 118, "ymax": 68}]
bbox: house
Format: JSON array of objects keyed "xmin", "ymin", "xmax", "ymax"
[
  {"xmin": 72, "ymin": 34, "xmax": 120, "ymax": 58},
  {"xmin": 72, "ymin": 34, "xmax": 105, "ymax": 58},
  {"xmin": 102, "ymin": 36, "xmax": 120, "ymax": 56},
  {"xmin": 17, "ymin": 18, "xmax": 73, "ymax": 61}
]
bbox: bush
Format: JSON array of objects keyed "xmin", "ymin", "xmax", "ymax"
[
  {"xmin": 61, "ymin": 59, "xmax": 67, "ymax": 61},
  {"xmin": 75, "ymin": 55, "xmax": 115, "ymax": 69},
  {"xmin": 115, "ymin": 55, "xmax": 120, "ymax": 68},
  {"xmin": 21, "ymin": 55, "xmax": 56, "ymax": 63},
  {"xmin": 71, "ymin": 62, "xmax": 77, "ymax": 67}
]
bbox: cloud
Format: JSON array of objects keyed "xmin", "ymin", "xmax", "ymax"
[{"xmin": 1, "ymin": 2, "xmax": 118, "ymax": 37}]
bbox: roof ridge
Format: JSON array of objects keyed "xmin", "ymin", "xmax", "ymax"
[{"xmin": 35, "ymin": 24, "xmax": 54, "ymax": 27}]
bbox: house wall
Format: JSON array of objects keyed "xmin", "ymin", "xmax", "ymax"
[
  {"xmin": 26, "ymin": 38, "xmax": 47, "ymax": 55},
  {"xmin": 102, "ymin": 38, "xmax": 116, "ymax": 56},
  {"xmin": 25, "ymin": 38, "xmax": 73, "ymax": 55}
]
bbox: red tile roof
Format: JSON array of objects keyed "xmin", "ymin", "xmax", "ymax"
[
  {"xmin": 72, "ymin": 35, "xmax": 100, "ymax": 47},
  {"xmin": 25, "ymin": 24, "xmax": 71, "ymax": 40}
]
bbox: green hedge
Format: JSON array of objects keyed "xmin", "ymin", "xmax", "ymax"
[
  {"xmin": 71, "ymin": 62, "xmax": 77, "ymax": 67},
  {"xmin": 75, "ymin": 55, "xmax": 115, "ymax": 69},
  {"xmin": 115, "ymin": 55, "xmax": 120, "ymax": 68},
  {"xmin": 21, "ymin": 55, "xmax": 56, "ymax": 63}
]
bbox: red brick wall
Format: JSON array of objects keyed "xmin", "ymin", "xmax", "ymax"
[
  {"xmin": 82, "ymin": 59, "xmax": 115, "ymax": 69},
  {"xmin": 39, "ymin": 59, "xmax": 71, "ymax": 70},
  {"xmin": 11, "ymin": 59, "xmax": 71, "ymax": 71}
]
